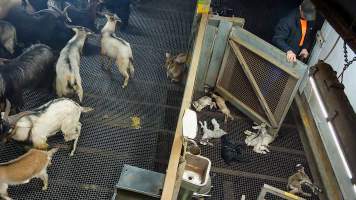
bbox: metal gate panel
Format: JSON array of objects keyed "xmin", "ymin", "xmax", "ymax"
[
  {"xmin": 216, "ymin": 43, "xmax": 270, "ymax": 127},
  {"xmin": 216, "ymin": 26, "xmax": 307, "ymax": 130}
]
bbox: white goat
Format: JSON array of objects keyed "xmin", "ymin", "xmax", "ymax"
[
  {"xmin": 56, "ymin": 26, "xmax": 92, "ymax": 102},
  {"xmin": 0, "ymin": 98, "xmax": 93, "ymax": 156},
  {"xmin": 0, "ymin": 148, "xmax": 58, "ymax": 200},
  {"xmin": 199, "ymin": 118, "xmax": 228, "ymax": 145},
  {"xmin": 101, "ymin": 13, "xmax": 134, "ymax": 88},
  {"xmin": 192, "ymin": 96, "xmax": 216, "ymax": 112},
  {"xmin": 244, "ymin": 123, "xmax": 275, "ymax": 154}
]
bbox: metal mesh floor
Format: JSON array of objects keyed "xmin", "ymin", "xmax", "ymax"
[{"xmin": 0, "ymin": 0, "xmax": 194, "ymax": 199}]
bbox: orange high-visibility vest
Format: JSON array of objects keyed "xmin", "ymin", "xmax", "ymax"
[{"xmin": 299, "ymin": 19, "xmax": 308, "ymax": 47}]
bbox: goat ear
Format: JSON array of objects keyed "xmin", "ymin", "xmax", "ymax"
[
  {"xmin": 174, "ymin": 54, "xmax": 187, "ymax": 64},
  {"xmin": 165, "ymin": 53, "xmax": 171, "ymax": 58}
]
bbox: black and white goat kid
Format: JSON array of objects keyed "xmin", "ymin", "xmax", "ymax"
[
  {"xmin": 0, "ymin": 44, "xmax": 56, "ymax": 111},
  {"xmin": 0, "ymin": 98, "xmax": 93, "ymax": 156},
  {"xmin": 56, "ymin": 26, "xmax": 93, "ymax": 102},
  {"xmin": 101, "ymin": 13, "xmax": 134, "ymax": 88}
]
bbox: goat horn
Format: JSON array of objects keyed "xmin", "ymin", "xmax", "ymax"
[{"xmin": 4, "ymin": 99, "xmax": 11, "ymax": 118}]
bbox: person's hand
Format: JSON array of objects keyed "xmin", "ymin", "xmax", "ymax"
[
  {"xmin": 287, "ymin": 50, "xmax": 297, "ymax": 63},
  {"xmin": 299, "ymin": 48, "xmax": 309, "ymax": 59}
]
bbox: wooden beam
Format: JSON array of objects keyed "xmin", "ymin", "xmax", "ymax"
[{"xmin": 160, "ymin": 13, "xmax": 209, "ymax": 200}]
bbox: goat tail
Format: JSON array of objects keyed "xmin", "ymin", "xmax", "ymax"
[
  {"xmin": 81, "ymin": 107, "xmax": 94, "ymax": 113},
  {"xmin": 129, "ymin": 57, "xmax": 134, "ymax": 78}
]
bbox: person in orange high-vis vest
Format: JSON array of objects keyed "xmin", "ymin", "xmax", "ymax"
[{"xmin": 273, "ymin": 0, "xmax": 316, "ymax": 63}]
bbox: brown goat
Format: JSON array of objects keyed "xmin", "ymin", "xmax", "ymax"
[{"xmin": 0, "ymin": 148, "xmax": 58, "ymax": 200}]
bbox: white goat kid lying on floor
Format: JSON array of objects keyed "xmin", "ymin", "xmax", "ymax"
[
  {"xmin": 0, "ymin": 98, "xmax": 93, "ymax": 156},
  {"xmin": 192, "ymin": 96, "xmax": 216, "ymax": 112},
  {"xmin": 244, "ymin": 123, "xmax": 275, "ymax": 154},
  {"xmin": 199, "ymin": 118, "xmax": 228, "ymax": 145}
]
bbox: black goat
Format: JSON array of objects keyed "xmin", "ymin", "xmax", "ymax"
[
  {"xmin": 0, "ymin": 44, "xmax": 56, "ymax": 111},
  {"xmin": 221, "ymin": 135, "xmax": 249, "ymax": 165},
  {"xmin": 3, "ymin": 6, "xmax": 73, "ymax": 50},
  {"xmin": 65, "ymin": 0, "xmax": 103, "ymax": 31}
]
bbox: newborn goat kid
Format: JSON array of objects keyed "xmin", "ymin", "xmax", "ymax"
[
  {"xmin": 244, "ymin": 123, "xmax": 275, "ymax": 154},
  {"xmin": 192, "ymin": 96, "xmax": 216, "ymax": 112},
  {"xmin": 199, "ymin": 118, "xmax": 228, "ymax": 145},
  {"xmin": 56, "ymin": 26, "xmax": 92, "ymax": 102},
  {"xmin": 211, "ymin": 93, "xmax": 233, "ymax": 123},
  {"xmin": 101, "ymin": 13, "xmax": 134, "ymax": 88},
  {"xmin": 0, "ymin": 148, "xmax": 58, "ymax": 200},
  {"xmin": 164, "ymin": 53, "xmax": 187, "ymax": 82},
  {"xmin": 221, "ymin": 135, "xmax": 248, "ymax": 165},
  {"xmin": 0, "ymin": 98, "xmax": 93, "ymax": 156},
  {"xmin": 287, "ymin": 164, "xmax": 322, "ymax": 197}
]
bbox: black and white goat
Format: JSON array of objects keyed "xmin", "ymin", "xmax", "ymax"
[
  {"xmin": 0, "ymin": 98, "xmax": 93, "ymax": 156},
  {"xmin": 0, "ymin": 20, "xmax": 17, "ymax": 55},
  {"xmin": 101, "ymin": 13, "xmax": 134, "ymax": 88},
  {"xmin": 56, "ymin": 26, "xmax": 93, "ymax": 102},
  {"xmin": 0, "ymin": 44, "xmax": 56, "ymax": 110}
]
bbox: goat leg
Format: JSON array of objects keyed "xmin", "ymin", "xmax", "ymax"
[
  {"xmin": 40, "ymin": 172, "xmax": 49, "ymax": 191},
  {"xmin": 70, "ymin": 123, "xmax": 82, "ymax": 156},
  {"xmin": 0, "ymin": 183, "xmax": 10, "ymax": 200}
]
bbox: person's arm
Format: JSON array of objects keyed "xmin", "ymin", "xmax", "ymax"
[{"xmin": 272, "ymin": 18, "xmax": 293, "ymax": 53}]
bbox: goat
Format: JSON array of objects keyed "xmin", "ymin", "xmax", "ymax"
[
  {"xmin": 0, "ymin": 44, "xmax": 56, "ymax": 110},
  {"xmin": 3, "ymin": 5, "xmax": 73, "ymax": 50},
  {"xmin": 0, "ymin": 20, "xmax": 17, "ymax": 55},
  {"xmin": 0, "ymin": 0, "xmax": 35, "ymax": 19},
  {"xmin": 221, "ymin": 135, "xmax": 249, "ymax": 165},
  {"xmin": 0, "ymin": 98, "xmax": 93, "ymax": 156},
  {"xmin": 56, "ymin": 26, "xmax": 93, "ymax": 102},
  {"xmin": 211, "ymin": 93, "xmax": 234, "ymax": 123},
  {"xmin": 164, "ymin": 53, "xmax": 187, "ymax": 82},
  {"xmin": 287, "ymin": 164, "xmax": 322, "ymax": 197},
  {"xmin": 244, "ymin": 123, "xmax": 275, "ymax": 154},
  {"xmin": 102, "ymin": 0, "xmax": 131, "ymax": 29},
  {"xmin": 64, "ymin": 0, "xmax": 103, "ymax": 31},
  {"xmin": 192, "ymin": 96, "xmax": 216, "ymax": 112},
  {"xmin": 0, "ymin": 148, "xmax": 58, "ymax": 200},
  {"xmin": 199, "ymin": 118, "xmax": 228, "ymax": 146},
  {"xmin": 101, "ymin": 13, "xmax": 134, "ymax": 88}
]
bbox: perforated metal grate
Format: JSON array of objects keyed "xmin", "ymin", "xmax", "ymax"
[
  {"xmin": 195, "ymin": 109, "xmax": 319, "ymax": 200},
  {"xmin": 217, "ymin": 45, "xmax": 268, "ymax": 121},
  {"xmin": 0, "ymin": 0, "xmax": 194, "ymax": 199},
  {"xmin": 238, "ymin": 45, "xmax": 298, "ymax": 123}
]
